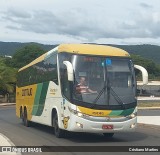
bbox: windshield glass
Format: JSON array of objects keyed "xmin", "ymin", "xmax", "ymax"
[{"xmin": 72, "ymin": 55, "xmax": 136, "ymax": 106}]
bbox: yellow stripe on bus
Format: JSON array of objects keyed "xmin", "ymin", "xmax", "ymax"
[{"xmin": 77, "ymin": 106, "xmax": 112, "ymax": 117}]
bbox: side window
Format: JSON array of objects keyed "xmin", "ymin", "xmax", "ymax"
[
  {"xmin": 44, "ymin": 54, "xmax": 58, "ymax": 84},
  {"xmin": 17, "ymin": 53, "xmax": 58, "ymax": 87},
  {"xmin": 17, "ymin": 72, "xmax": 23, "ymax": 87}
]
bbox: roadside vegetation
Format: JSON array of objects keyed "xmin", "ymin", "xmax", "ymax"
[
  {"xmin": 0, "ymin": 44, "xmax": 45, "ymax": 102},
  {"xmin": 131, "ymin": 54, "xmax": 160, "ymax": 80},
  {"xmin": 0, "ymin": 57, "xmax": 17, "ymax": 91},
  {"xmin": 138, "ymin": 101, "xmax": 160, "ymax": 107}
]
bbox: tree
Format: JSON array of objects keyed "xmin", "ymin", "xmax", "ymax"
[
  {"xmin": 0, "ymin": 57, "xmax": 17, "ymax": 102},
  {"xmin": 131, "ymin": 54, "xmax": 160, "ymax": 80},
  {"xmin": 10, "ymin": 44, "xmax": 45, "ymax": 68}
]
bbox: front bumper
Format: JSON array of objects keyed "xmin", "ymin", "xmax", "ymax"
[{"xmin": 68, "ymin": 114, "xmax": 137, "ymax": 133}]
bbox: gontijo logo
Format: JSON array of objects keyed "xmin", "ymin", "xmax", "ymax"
[{"xmin": 22, "ymin": 88, "xmax": 32, "ymax": 96}]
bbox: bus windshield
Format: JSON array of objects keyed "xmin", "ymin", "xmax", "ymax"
[{"xmin": 71, "ymin": 55, "xmax": 136, "ymax": 107}]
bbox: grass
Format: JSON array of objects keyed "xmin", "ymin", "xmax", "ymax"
[{"xmin": 138, "ymin": 101, "xmax": 160, "ymax": 107}]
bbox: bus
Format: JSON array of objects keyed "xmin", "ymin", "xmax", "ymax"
[{"xmin": 16, "ymin": 44, "xmax": 148, "ymax": 138}]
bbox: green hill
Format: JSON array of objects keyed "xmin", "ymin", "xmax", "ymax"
[
  {"xmin": 0, "ymin": 41, "xmax": 57, "ymax": 56},
  {"xmin": 0, "ymin": 41, "xmax": 160, "ymax": 64},
  {"xmin": 111, "ymin": 44, "xmax": 160, "ymax": 64}
]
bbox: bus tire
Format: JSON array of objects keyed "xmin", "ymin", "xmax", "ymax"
[
  {"xmin": 23, "ymin": 108, "xmax": 31, "ymax": 127},
  {"xmin": 20, "ymin": 107, "xmax": 24, "ymax": 123},
  {"xmin": 20, "ymin": 107, "xmax": 23, "ymax": 119},
  {"xmin": 53, "ymin": 114, "xmax": 65, "ymax": 138},
  {"xmin": 103, "ymin": 133, "xmax": 114, "ymax": 138}
]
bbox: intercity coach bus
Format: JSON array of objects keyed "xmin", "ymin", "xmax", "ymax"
[{"xmin": 16, "ymin": 44, "xmax": 148, "ymax": 138}]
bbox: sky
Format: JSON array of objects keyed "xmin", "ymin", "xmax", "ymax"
[{"xmin": 0, "ymin": 0, "xmax": 160, "ymax": 45}]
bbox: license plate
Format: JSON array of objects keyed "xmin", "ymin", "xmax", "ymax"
[{"xmin": 102, "ymin": 124, "xmax": 113, "ymax": 129}]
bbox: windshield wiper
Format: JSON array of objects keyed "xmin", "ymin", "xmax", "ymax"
[
  {"xmin": 93, "ymin": 80, "xmax": 125, "ymax": 108},
  {"xmin": 93, "ymin": 84, "xmax": 108, "ymax": 104},
  {"xmin": 110, "ymin": 87, "xmax": 125, "ymax": 108}
]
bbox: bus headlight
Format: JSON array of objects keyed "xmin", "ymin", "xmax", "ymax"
[
  {"xmin": 77, "ymin": 112, "xmax": 83, "ymax": 117},
  {"xmin": 126, "ymin": 112, "xmax": 137, "ymax": 119},
  {"xmin": 126, "ymin": 107, "xmax": 137, "ymax": 119},
  {"xmin": 130, "ymin": 112, "xmax": 137, "ymax": 118},
  {"xmin": 68, "ymin": 107, "xmax": 89, "ymax": 118}
]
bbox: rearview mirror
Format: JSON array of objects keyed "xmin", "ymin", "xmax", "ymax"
[
  {"xmin": 63, "ymin": 61, "xmax": 74, "ymax": 81},
  {"xmin": 134, "ymin": 65, "xmax": 148, "ymax": 85}
]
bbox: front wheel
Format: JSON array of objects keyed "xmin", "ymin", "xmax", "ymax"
[
  {"xmin": 53, "ymin": 114, "xmax": 65, "ymax": 138},
  {"xmin": 103, "ymin": 133, "xmax": 114, "ymax": 138}
]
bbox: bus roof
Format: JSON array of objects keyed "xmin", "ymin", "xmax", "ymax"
[
  {"xmin": 19, "ymin": 44, "xmax": 130, "ymax": 72},
  {"xmin": 58, "ymin": 44, "xmax": 130, "ymax": 57}
]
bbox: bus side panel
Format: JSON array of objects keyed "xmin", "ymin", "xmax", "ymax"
[
  {"xmin": 30, "ymin": 81, "xmax": 63, "ymax": 126},
  {"xmin": 16, "ymin": 86, "xmax": 28, "ymax": 118},
  {"xmin": 16, "ymin": 86, "xmax": 23, "ymax": 118},
  {"xmin": 16, "ymin": 84, "xmax": 37, "ymax": 121},
  {"xmin": 27, "ymin": 84, "xmax": 38, "ymax": 120}
]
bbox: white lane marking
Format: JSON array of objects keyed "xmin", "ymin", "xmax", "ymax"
[
  {"xmin": 0, "ymin": 133, "xmax": 21, "ymax": 155},
  {"xmin": 138, "ymin": 116, "xmax": 160, "ymax": 126}
]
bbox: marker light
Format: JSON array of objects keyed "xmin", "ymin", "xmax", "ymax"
[{"xmin": 130, "ymin": 123, "xmax": 136, "ymax": 129}]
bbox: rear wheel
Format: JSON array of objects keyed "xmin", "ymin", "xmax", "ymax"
[
  {"xmin": 20, "ymin": 107, "xmax": 24, "ymax": 123},
  {"xmin": 20, "ymin": 107, "xmax": 23, "ymax": 119},
  {"xmin": 23, "ymin": 109, "xmax": 31, "ymax": 127},
  {"xmin": 103, "ymin": 133, "xmax": 114, "ymax": 138},
  {"xmin": 53, "ymin": 114, "xmax": 65, "ymax": 138}
]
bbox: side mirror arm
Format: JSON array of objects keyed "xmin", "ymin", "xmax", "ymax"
[
  {"xmin": 134, "ymin": 65, "xmax": 148, "ymax": 85},
  {"xmin": 63, "ymin": 61, "xmax": 74, "ymax": 81}
]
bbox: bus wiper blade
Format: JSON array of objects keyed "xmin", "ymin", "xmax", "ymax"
[
  {"xmin": 110, "ymin": 87, "xmax": 125, "ymax": 108},
  {"xmin": 93, "ymin": 84, "xmax": 107, "ymax": 104},
  {"xmin": 93, "ymin": 81, "xmax": 125, "ymax": 109}
]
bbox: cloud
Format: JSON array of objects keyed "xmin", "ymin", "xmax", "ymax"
[
  {"xmin": 3, "ymin": 8, "xmax": 99, "ymax": 38},
  {"xmin": 132, "ymin": 11, "xmax": 160, "ymax": 38},
  {"xmin": 2, "ymin": 6, "xmax": 160, "ymax": 42},
  {"xmin": 8, "ymin": 9, "xmax": 31, "ymax": 19},
  {"xmin": 139, "ymin": 3, "xmax": 153, "ymax": 9},
  {"xmin": 1, "ymin": 9, "xmax": 31, "ymax": 22}
]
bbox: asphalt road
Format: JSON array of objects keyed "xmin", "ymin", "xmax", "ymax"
[
  {"xmin": 138, "ymin": 109, "xmax": 160, "ymax": 116},
  {"xmin": 0, "ymin": 106, "xmax": 160, "ymax": 155}
]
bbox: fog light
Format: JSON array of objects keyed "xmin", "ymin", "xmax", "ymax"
[
  {"xmin": 76, "ymin": 122, "xmax": 83, "ymax": 128},
  {"xmin": 130, "ymin": 123, "xmax": 136, "ymax": 128}
]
